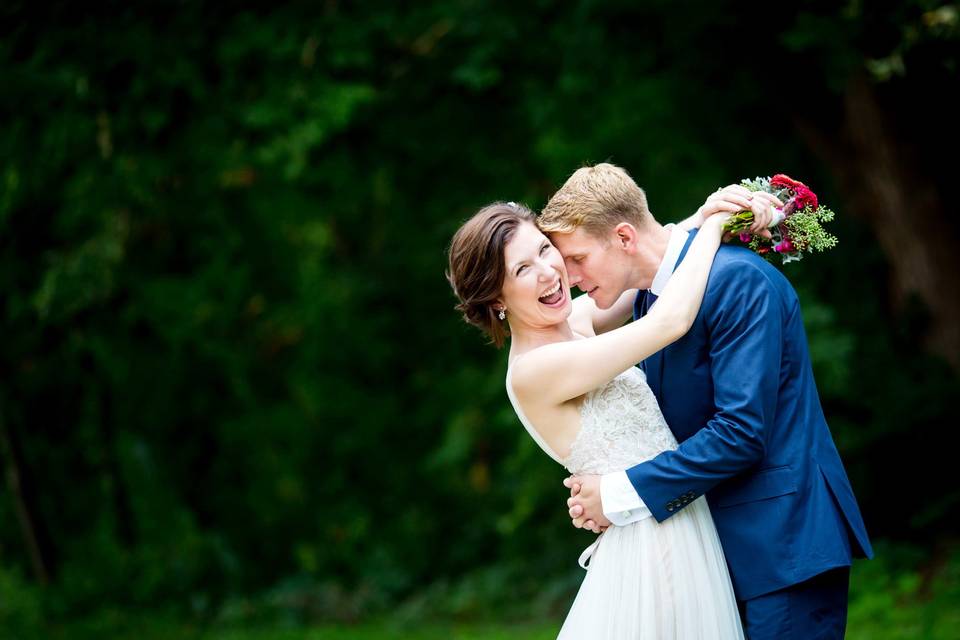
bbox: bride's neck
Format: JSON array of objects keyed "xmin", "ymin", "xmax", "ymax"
[{"xmin": 508, "ymin": 321, "xmax": 575, "ymax": 360}]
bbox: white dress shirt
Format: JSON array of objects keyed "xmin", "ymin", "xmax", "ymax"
[{"xmin": 599, "ymin": 225, "xmax": 690, "ymax": 526}]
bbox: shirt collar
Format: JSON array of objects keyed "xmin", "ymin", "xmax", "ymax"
[{"xmin": 649, "ymin": 224, "xmax": 690, "ymax": 296}]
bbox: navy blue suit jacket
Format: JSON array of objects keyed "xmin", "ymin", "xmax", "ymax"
[{"xmin": 630, "ymin": 230, "xmax": 872, "ymax": 600}]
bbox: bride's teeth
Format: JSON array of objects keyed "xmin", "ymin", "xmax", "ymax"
[
  {"xmin": 540, "ymin": 283, "xmax": 559, "ymax": 299},
  {"xmin": 539, "ymin": 282, "xmax": 562, "ymax": 301}
]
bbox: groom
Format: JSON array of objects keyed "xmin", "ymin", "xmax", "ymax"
[{"xmin": 540, "ymin": 164, "xmax": 872, "ymax": 639}]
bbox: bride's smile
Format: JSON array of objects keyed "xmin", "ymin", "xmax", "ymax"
[{"xmin": 538, "ymin": 280, "xmax": 566, "ymax": 307}]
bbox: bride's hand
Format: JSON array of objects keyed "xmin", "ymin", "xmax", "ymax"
[
  {"xmin": 746, "ymin": 192, "xmax": 784, "ymax": 238},
  {"xmin": 696, "ymin": 184, "xmax": 754, "ymax": 224}
]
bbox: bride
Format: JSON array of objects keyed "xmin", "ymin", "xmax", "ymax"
[{"xmin": 446, "ymin": 199, "xmax": 761, "ymax": 638}]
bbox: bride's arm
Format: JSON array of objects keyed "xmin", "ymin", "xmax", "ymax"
[{"xmin": 512, "ymin": 215, "xmax": 727, "ymax": 404}]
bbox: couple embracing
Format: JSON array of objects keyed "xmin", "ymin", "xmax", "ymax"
[{"xmin": 446, "ymin": 163, "xmax": 872, "ymax": 639}]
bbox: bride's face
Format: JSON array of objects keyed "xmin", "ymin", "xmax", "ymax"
[{"xmin": 499, "ymin": 221, "xmax": 572, "ymax": 329}]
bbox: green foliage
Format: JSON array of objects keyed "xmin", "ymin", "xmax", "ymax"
[
  {"xmin": 0, "ymin": 567, "xmax": 43, "ymax": 636},
  {"xmin": 847, "ymin": 541, "xmax": 960, "ymax": 639},
  {"xmin": 784, "ymin": 206, "xmax": 838, "ymax": 253}
]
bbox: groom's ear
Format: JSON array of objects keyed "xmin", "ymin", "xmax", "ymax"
[{"xmin": 613, "ymin": 222, "xmax": 639, "ymax": 252}]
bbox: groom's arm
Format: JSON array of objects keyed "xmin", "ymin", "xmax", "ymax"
[{"xmin": 621, "ymin": 260, "xmax": 783, "ymax": 522}]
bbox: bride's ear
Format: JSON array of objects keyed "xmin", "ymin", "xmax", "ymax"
[{"xmin": 614, "ymin": 222, "xmax": 640, "ymax": 251}]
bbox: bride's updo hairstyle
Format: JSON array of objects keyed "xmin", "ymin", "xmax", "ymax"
[{"xmin": 447, "ymin": 201, "xmax": 537, "ymax": 348}]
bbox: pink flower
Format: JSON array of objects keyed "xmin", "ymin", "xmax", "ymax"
[
  {"xmin": 739, "ymin": 232, "xmax": 752, "ymax": 242},
  {"xmin": 774, "ymin": 239, "xmax": 795, "ymax": 253}
]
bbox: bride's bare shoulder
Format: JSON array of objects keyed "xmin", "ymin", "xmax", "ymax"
[
  {"xmin": 507, "ymin": 349, "xmax": 542, "ymax": 399},
  {"xmin": 509, "ymin": 333, "xmax": 589, "ymax": 400}
]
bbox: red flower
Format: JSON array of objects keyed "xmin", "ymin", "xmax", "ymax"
[
  {"xmin": 793, "ymin": 186, "xmax": 819, "ymax": 211},
  {"xmin": 770, "ymin": 174, "xmax": 807, "ymax": 190}
]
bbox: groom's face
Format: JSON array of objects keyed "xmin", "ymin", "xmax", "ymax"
[{"xmin": 549, "ymin": 227, "xmax": 631, "ymax": 310}]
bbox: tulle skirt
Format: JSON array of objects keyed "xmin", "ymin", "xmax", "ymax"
[{"xmin": 558, "ymin": 497, "xmax": 744, "ymax": 639}]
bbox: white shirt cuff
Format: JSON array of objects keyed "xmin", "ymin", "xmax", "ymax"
[{"xmin": 600, "ymin": 471, "xmax": 652, "ymax": 526}]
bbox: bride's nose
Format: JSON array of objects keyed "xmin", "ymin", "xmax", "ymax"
[{"xmin": 535, "ymin": 260, "xmax": 555, "ymax": 279}]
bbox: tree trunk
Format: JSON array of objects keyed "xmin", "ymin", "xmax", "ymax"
[
  {"xmin": 797, "ymin": 73, "xmax": 960, "ymax": 370},
  {"xmin": 0, "ymin": 409, "xmax": 58, "ymax": 584}
]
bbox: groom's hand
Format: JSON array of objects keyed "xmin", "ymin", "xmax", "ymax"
[{"xmin": 563, "ymin": 475, "xmax": 611, "ymax": 533}]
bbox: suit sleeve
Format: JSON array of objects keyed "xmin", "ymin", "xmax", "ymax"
[{"xmin": 625, "ymin": 261, "xmax": 783, "ymax": 522}]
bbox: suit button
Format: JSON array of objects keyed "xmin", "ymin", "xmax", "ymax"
[{"xmin": 667, "ymin": 506, "xmax": 675, "ymax": 512}]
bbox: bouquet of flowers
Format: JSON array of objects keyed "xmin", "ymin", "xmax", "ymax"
[{"xmin": 723, "ymin": 174, "xmax": 838, "ymax": 264}]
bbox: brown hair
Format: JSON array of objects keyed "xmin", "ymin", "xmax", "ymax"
[
  {"xmin": 539, "ymin": 163, "xmax": 652, "ymax": 237},
  {"xmin": 446, "ymin": 202, "xmax": 537, "ymax": 348}
]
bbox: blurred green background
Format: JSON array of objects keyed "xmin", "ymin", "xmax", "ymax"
[{"xmin": 2, "ymin": 1, "xmax": 958, "ymax": 638}]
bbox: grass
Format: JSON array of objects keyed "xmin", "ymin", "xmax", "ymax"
[
  {"xmin": 33, "ymin": 620, "xmax": 558, "ymax": 640},
  {"xmin": 844, "ymin": 541, "xmax": 960, "ymax": 639},
  {"xmin": 5, "ymin": 540, "xmax": 958, "ymax": 640}
]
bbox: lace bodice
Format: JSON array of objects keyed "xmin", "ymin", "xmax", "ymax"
[
  {"xmin": 505, "ymin": 366, "xmax": 678, "ymax": 475},
  {"xmin": 566, "ymin": 367, "xmax": 678, "ymax": 474}
]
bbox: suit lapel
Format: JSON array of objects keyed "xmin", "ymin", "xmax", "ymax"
[
  {"xmin": 633, "ymin": 290, "xmax": 648, "ymax": 374},
  {"xmin": 645, "ymin": 293, "xmax": 664, "ymax": 397},
  {"xmin": 646, "ymin": 230, "xmax": 698, "ymax": 400}
]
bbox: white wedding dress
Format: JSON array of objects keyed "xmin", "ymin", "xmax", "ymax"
[{"xmin": 506, "ymin": 365, "xmax": 744, "ymax": 639}]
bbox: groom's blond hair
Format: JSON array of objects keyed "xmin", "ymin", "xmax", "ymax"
[{"xmin": 539, "ymin": 163, "xmax": 653, "ymax": 237}]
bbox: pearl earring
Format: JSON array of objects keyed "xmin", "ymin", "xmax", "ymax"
[{"xmin": 498, "ymin": 309, "xmax": 506, "ymax": 320}]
